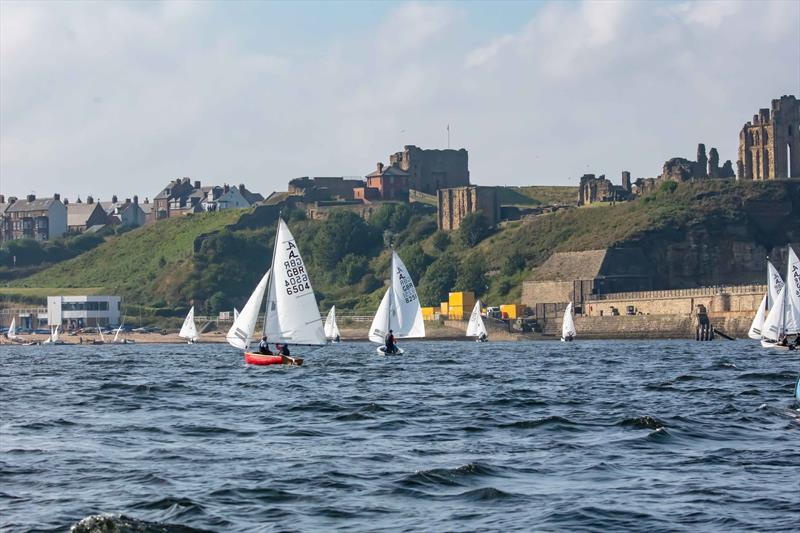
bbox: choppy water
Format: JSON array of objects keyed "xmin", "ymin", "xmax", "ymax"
[{"xmin": 1, "ymin": 340, "xmax": 799, "ymax": 532}]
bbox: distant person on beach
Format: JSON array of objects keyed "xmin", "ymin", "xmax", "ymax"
[{"xmin": 258, "ymin": 336, "xmax": 272, "ymax": 355}]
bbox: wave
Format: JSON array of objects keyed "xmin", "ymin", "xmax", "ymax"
[
  {"xmin": 398, "ymin": 462, "xmax": 502, "ymax": 489},
  {"xmin": 499, "ymin": 415, "xmax": 578, "ymax": 430},
  {"xmin": 617, "ymin": 415, "xmax": 666, "ymax": 430},
  {"xmin": 70, "ymin": 513, "xmax": 212, "ymax": 533}
]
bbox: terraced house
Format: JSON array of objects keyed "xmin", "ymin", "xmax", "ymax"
[{"xmin": 0, "ymin": 194, "xmax": 67, "ymax": 241}]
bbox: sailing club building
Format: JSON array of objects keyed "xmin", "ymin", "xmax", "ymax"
[{"xmin": 47, "ymin": 295, "xmax": 121, "ymax": 329}]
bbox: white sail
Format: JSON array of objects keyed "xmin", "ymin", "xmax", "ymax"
[
  {"xmin": 324, "ymin": 306, "xmax": 340, "ymax": 340},
  {"xmin": 52, "ymin": 325, "xmax": 60, "ymax": 343},
  {"xmin": 226, "ymin": 269, "xmax": 270, "ymax": 350},
  {"xmin": 369, "ymin": 288, "xmax": 392, "ymax": 344},
  {"xmin": 466, "ymin": 300, "xmax": 487, "ymax": 337},
  {"xmin": 113, "ymin": 323, "xmax": 123, "ymax": 343},
  {"xmin": 389, "ymin": 251, "xmax": 425, "ymax": 339},
  {"xmin": 748, "ymin": 293, "xmax": 767, "ymax": 340},
  {"xmin": 8, "ymin": 318, "xmax": 16, "ymax": 339},
  {"xmin": 262, "ymin": 219, "xmax": 326, "ymax": 345},
  {"xmin": 179, "ymin": 306, "xmax": 198, "ymax": 341},
  {"xmin": 98, "ymin": 326, "xmax": 106, "ymax": 343},
  {"xmin": 784, "ymin": 246, "xmax": 800, "ymax": 335},
  {"xmin": 561, "ymin": 302, "xmax": 577, "ymax": 340},
  {"xmin": 767, "ymin": 261, "xmax": 784, "ymax": 309},
  {"xmin": 233, "ymin": 308, "xmax": 239, "ymax": 321},
  {"xmin": 761, "ymin": 286, "xmax": 786, "ymax": 342}
]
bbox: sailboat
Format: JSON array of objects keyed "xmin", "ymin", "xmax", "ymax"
[
  {"xmin": 43, "ymin": 325, "xmax": 64, "ymax": 345},
  {"xmin": 112, "ymin": 322, "xmax": 135, "ymax": 344},
  {"xmin": 749, "ymin": 260, "xmax": 783, "ymax": 340},
  {"xmin": 179, "ymin": 306, "xmax": 199, "ymax": 344},
  {"xmin": 324, "ymin": 306, "xmax": 341, "ymax": 343},
  {"xmin": 466, "ymin": 300, "xmax": 488, "ymax": 342},
  {"xmin": 226, "ymin": 217, "xmax": 326, "ymax": 365},
  {"xmin": 7, "ymin": 318, "xmax": 17, "ymax": 341},
  {"xmin": 561, "ymin": 301, "xmax": 576, "ymax": 342},
  {"xmin": 761, "ymin": 246, "xmax": 800, "ymax": 350},
  {"xmin": 369, "ymin": 249, "xmax": 425, "ymax": 355}
]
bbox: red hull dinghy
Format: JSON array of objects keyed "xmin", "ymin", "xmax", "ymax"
[{"xmin": 244, "ymin": 352, "xmax": 303, "ymax": 366}]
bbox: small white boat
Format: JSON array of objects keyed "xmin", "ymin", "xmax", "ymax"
[
  {"xmin": 179, "ymin": 306, "xmax": 199, "ymax": 344},
  {"xmin": 43, "ymin": 325, "xmax": 65, "ymax": 345},
  {"xmin": 7, "ymin": 318, "xmax": 17, "ymax": 341},
  {"xmin": 324, "ymin": 305, "xmax": 341, "ymax": 343},
  {"xmin": 369, "ymin": 249, "xmax": 425, "ymax": 355},
  {"xmin": 466, "ymin": 300, "xmax": 488, "ymax": 342},
  {"xmin": 112, "ymin": 322, "xmax": 135, "ymax": 344},
  {"xmin": 561, "ymin": 302, "xmax": 576, "ymax": 342}
]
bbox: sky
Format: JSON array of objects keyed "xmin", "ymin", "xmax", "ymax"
[{"xmin": 1, "ymin": 0, "xmax": 799, "ymax": 200}]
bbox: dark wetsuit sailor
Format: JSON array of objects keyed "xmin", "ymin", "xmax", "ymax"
[
  {"xmin": 258, "ymin": 336, "xmax": 272, "ymax": 355},
  {"xmin": 478, "ymin": 332, "xmax": 488, "ymax": 342},
  {"xmin": 277, "ymin": 343, "xmax": 290, "ymax": 356},
  {"xmin": 335, "ymin": 334, "xmax": 341, "ymax": 343},
  {"xmin": 384, "ymin": 330, "xmax": 397, "ymax": 354}
]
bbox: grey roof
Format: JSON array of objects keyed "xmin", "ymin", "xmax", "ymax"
[
  {"xmin": 139, "ymin": 203, "xmax": 153, "ymax": 214},
  {"xmin": 530, "ymin": 248, "xmax": 654, "ymax": 282},
  {"xmin": 5, "ymin": 198, "xmax": 59, "ymax": 213},
  {"xmin": 67, "ymin": 203, "xmax": 104, "ymax": 227},
  {"xmin": 85, "ymin": 224, "xmax": 107, "ymax": 234}
]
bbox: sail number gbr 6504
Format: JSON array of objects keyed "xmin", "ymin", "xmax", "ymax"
[{"xmin": 283, "ymin": 241, "xmax": 310, "ymax": 295}]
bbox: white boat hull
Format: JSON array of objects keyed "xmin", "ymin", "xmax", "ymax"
[
  {"xmin": 760, "ymin": 339, "xmax": 792, "ymax": 350},
  {"xmin": 377, "ymin": 346, "xmax": 404, "ymax": 355}
]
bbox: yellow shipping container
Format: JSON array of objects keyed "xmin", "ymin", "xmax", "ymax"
[
  {"xmin": 500, "ymin": 304, "xmax": 527, "ymax": 320},
  {"xmin": 421, "ymin": 307, "xmax": 436, "ymax": 321},
  {"xmin": 440, "ymin": 302, "xmax": 449, "ymax": 315},
  {"xmin": 448, "ymin": 291, "xmax": 475, "ymax": 308},
  {"xmin": 448, "ymin": 305, "xmax": 465, "ymax": 320}
]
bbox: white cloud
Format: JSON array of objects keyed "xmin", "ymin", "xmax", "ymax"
[{"xmin": 1, "ymin": 0, "xmax": 798, "ymax": 199}]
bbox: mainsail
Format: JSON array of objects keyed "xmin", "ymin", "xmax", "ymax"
[
  {"xmin": 767, "ymin": 261, "xmax": 784, "ymax": 309},
  {"xmin": 761, "ymin": 286, "xmax": 786, "ymax": 342},
  {"xmin": 261, "ymin": 219, "xmax": 326, "ymax": 345},
  {"xmin": 562, "ymin": 302, "xmax": 577, "ymax": 340},
  {"xmin": 324, "ymin": 306, "xmax": 340, "ymax": 340},
  {"xmin": 466, "ymin": 300, "xmax": 487, "ymax": 338},
  {"xmin": 113, "ymin": 323, "xmax": 123, "ymax": 343},
  {"xmin": 179, "ymin": 306, "xmax": 198, "ymax": 342},
  {"xmin": 226, "ymin": 270, "xmax": 271, "ymax": 349},
  {"xmin": 783, "ymin": 246, "xmax": 800, "ymax": 335},
  {"xmin": 748, "ymin": 294, "xmax": 767, "ymax": 340},
  {"xmin": 8, "ymin": 318, "xmax": 16, "ymax": 340},
  {"xmin": 369, "ymin": 250, "xmax": 425, "ymax": 344}
]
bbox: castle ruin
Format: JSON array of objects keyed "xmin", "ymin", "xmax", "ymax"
[
  {"xmin": 389, "ymin": 145, "xmax": 470, "ymax": 194},
  {"xmin": 437, "ymin": 186, "xmax": 500, "ymax": 231},
  {"xmin": 737, "ymin": 95, "xmax": 800, "ymax": 180}
]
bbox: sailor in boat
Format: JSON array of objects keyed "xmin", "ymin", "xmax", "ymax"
[
  {"xmin": 478, "ymin": 332, "xmax": 488, "ymax": 343},
  {"xmin": 258, "ymin": 336, "xmax": 273, "ymax": 355},
  {"xmin": 335, "ymin": 334, "xmax": 341, "ymax": 343},
  {"xmin": 564, "ymin": 333, "xmax": 575, "ymax": 342},
  {"xmin": 384, "ymin": 330, "xmax": 397, "ymax": 354},
  {"xmin": 277, "ymin": 343, "xmax": 291, "ymax": 356}
]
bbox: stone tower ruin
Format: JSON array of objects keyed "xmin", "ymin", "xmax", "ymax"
[{"xmin": 737, "ymin": 95, "xmax": 800, "ymax": 180}]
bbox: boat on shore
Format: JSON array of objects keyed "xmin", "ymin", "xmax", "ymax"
[
  {"xmin": 227, "ymin": 217, "xmax": 326, "ymax": 366},
  {"xmin": 369, "ymin": 249, "xmax": 425, "ymax": 355}
]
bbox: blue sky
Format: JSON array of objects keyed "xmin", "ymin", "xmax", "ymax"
[{"xmin": 1, "ymin": 0, "xmax": 798, "ymax": 199}]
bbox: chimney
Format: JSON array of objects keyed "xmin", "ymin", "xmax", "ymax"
[
  {"xmin": 125, "ymin": 198, "xmax": 131, "ymax": 204},
  {"xmin": 224, "ymin": 184, "xmax": 230, "ymax": 193},
  {"xmin": 133, "ymin": 195, "xmax": 139, "ymax": 205},
  {"xmin": 53, "ymin": 193, "xmax": 60, "ymax": 201},
  {"xmin": 0, "ymin": 194, "xmax": 4, "ymax": 203},
  {"xmin": 64, "ymin": 198, "xmax": 69, "ymax": 205},
  {"xmin": 87, "ymin": 195, "xmax": 94, "ymax": 204},
  {"xmin": 144, "ymin": 197, "xmax": 150, "ymax": 204},
  {"xmin": 183, "ymin": 177, "xmax": 190, "ymax": 184},
  {"xmin": 9, "ymin": 196, "xmax": 18, "ymax": 204},
  {"xmin": 77, "ymin": 196, "xmax": 83, "ymax": 203},
  {"xmin": 377, "ymin": 162, "xmax": 384, "ymax": 174},
  {"xmin": 27, "ymin": 194, "xmax": 36, "ymax": 202},
  {"xmin": 239, "ymin": 184, "xmax": 245, "ymax": 193},
  {"xmin": 112, "ymin": 194, "xmax": 118, "ymax": 203},
  {"xmin": 194, "ymin": 180, "xmax": 201, "ymax": 189}
]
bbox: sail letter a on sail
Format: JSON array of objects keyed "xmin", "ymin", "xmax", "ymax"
[
  {"xmin": 767, "ymin": 261, "xmax": 784, "ymax": 309},
  {"xmin": 369, "ymin": 250, "xmax": 425, "ymax": 344}
]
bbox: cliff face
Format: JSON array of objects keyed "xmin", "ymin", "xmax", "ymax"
[{"xmin": 630, "ymin": 184, "xmax": 799, "ymax": 288}]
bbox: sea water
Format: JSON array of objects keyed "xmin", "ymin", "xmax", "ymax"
[{"xmin": 1, "ymin": 340, "xmax": 798, "ymax": 532}]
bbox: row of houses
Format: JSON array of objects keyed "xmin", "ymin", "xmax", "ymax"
[{"xmin": 0, "ymin": 180, "xmax": 264, "ymax": 242}]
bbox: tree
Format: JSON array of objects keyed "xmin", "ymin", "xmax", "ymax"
[
  {"xmin": 501, "ymin": 251, "xmax": 526, "ymax": 277},
  {"xmin": 417, "ymin": 252, "xmax": 457, "ymax": 306},
  {"xmin": 457, "ymin": 212, "xmax": 491, "ymax": 247},
  {"xmin": 397, "ymin": 243, "xmax": 431, "ymax": 282},
  {"xmin": 454, "ymin": 253, "xmax": 487, "ymax": 295},
  {"xmin": 337, "ymin": 254, "xmax": 369, "ymax": 284},
  {"xmin": 431, "ymin": 231, "xmax": 450, "ymax": 252},
  {"xmin": 312, "ymin": 210, "xmax": 381, "ymax": 271},
  {"xmin": 659, "ymin": 180, "xmax": 678, "ymax": 194}
]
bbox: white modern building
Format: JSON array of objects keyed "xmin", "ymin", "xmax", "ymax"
[{"xmin": 47, "ymin": 295, "xmax": 121, "ymax": 329}]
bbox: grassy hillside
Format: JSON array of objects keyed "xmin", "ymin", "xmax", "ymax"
[
  {"xmin": 497, "ymin": 185, "xmax": 576, "ymax": 206},
  {"xmin": 12, "ymin": 180, "xmax": 799, "ymax": 318}
]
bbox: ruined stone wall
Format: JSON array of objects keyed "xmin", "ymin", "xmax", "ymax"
[
  {"xmin": 391, "ymin": 145, "xmax": 469, "ymax": 194},
  {"xmin": 738, "ymin": 95, "xmax": 800, "ymax": 180},
  {"xmin": 437, "ymin": 186, "xmax": 499, "ymax": 231}
]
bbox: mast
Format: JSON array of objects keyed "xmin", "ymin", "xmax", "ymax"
[
  {"xmin": 387, "ymin": 247, "xmax": 394, "ymax": 337},
  {"xmin": 262, "ymin": 214, "xmax": 282, "ymax": 339}
]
